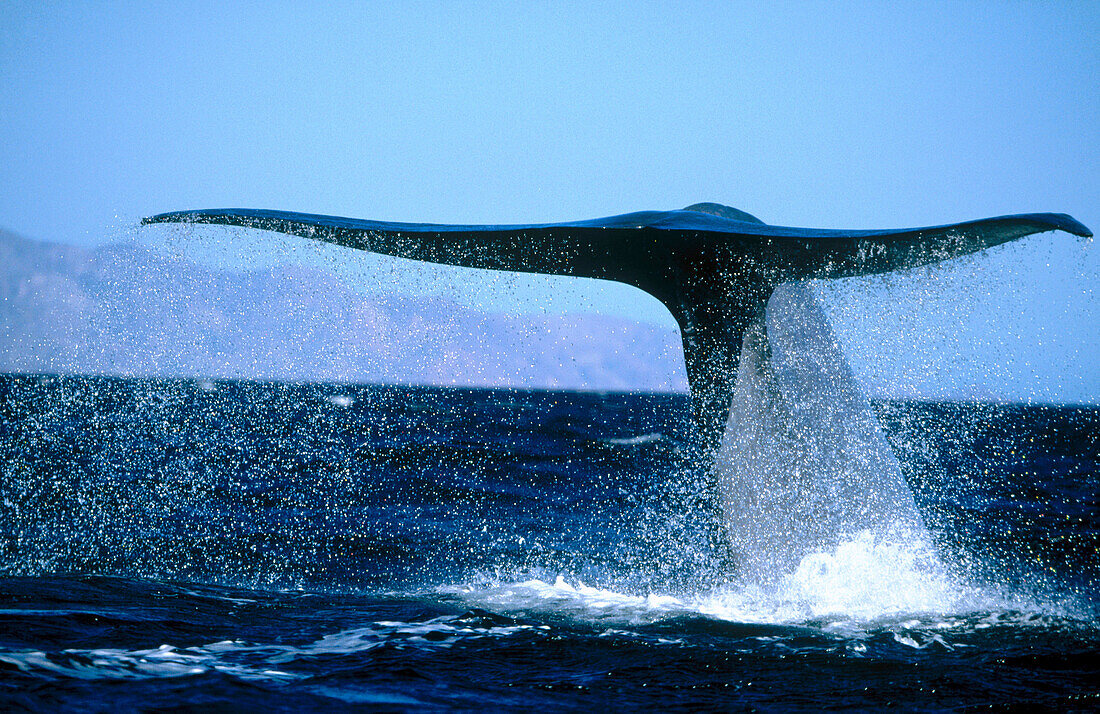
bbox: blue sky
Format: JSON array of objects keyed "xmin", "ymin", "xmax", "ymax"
[{"xmin": 1, "ymin": 1, "xmax": 1097, "ymax": 401}]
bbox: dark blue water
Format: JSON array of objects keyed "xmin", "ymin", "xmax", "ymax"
[{"xmin": 1, "ymin": 374, "xmax": 1097, "ymax": 711}]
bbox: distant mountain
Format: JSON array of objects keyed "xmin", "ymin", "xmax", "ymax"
[{"xmin": 0, "ymin": 230, "xmax": 687, "ymax": 392}]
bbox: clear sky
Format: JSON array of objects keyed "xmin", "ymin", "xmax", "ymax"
[{"xmin": 1, "ymin": 1, "xmax": 1097, "ymax": 401}]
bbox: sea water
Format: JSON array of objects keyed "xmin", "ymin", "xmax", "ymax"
[{"xmin": 0, "ymin": 374, "xmax": 1097, "ymax": 710}]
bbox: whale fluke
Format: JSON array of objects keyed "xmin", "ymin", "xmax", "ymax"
[{"xmin": 143, "ymin": 204, "xmax": 1091, "ymax": 451}]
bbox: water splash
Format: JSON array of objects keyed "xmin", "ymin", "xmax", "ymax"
[
  {"xmin": 715, "ymin": 283, "xmax": 936, "ymax": 588},
  {"xmin": 441, "ymin": 533, "xmax": 1037, "ymax": 631}
]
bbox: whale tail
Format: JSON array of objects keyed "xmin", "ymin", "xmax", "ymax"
[{"xmin": 143, "ymin": 204, "xmax": 1090, "ymax": 450}]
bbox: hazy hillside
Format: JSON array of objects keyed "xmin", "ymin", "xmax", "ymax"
[{"xmin": 0, "ymin": 230, "xmax": 687, "ymax": 392}]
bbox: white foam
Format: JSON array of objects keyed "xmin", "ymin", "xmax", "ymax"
[
  {"xmin": 603, "ymin": 433, "xmax": 664, "ymax": 446},
  {"xmin": 442, "ymin": 530, "xmax": 1032, "ymax": 633},
  {"xmin": 765, "ymin": 529, "xmax": 966, "ymax": 622},
  {"xmin": 0, "ymin": 642, "xmax": 297, "ymax": 681},
  {"xmin": 0, "ymin": 613, "xmax": 545, "ymax": 682}
]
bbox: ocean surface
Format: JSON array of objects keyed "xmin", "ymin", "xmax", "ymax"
[{"xmin": 1, "ymin": 374, "xmax": 1097, "ymax": 711}]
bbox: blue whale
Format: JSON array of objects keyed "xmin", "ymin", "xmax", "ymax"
[{"xmin": 143, "ymin": 203, "xmax": 1091, "ymax": 453}]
